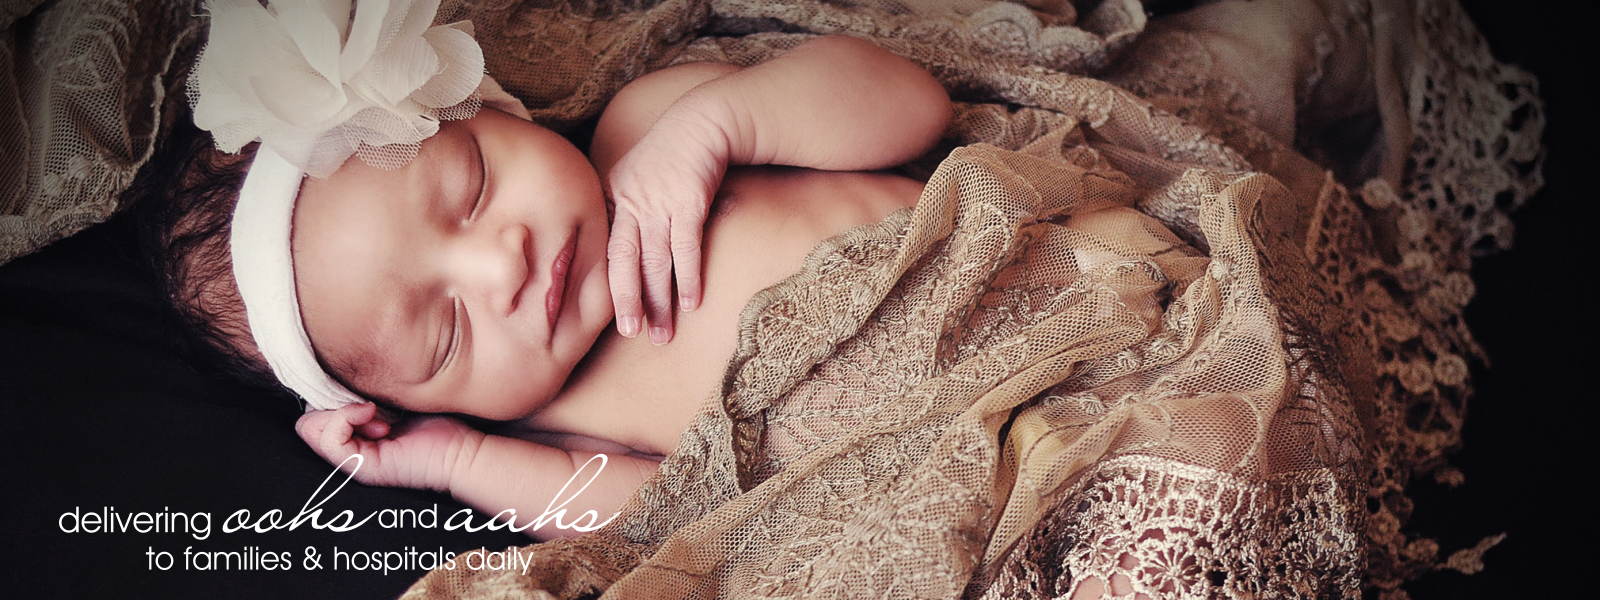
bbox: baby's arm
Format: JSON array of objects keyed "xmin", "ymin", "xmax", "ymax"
[
  {"xmin": 297, "ymin": 404, "xmax": 658, "ymax": 540},
  {"xmin": 592, "ymin": 36, "xmax": 951, "ymax": 176},
  {"xmin": 595, "ymin": 35, "xmax": 950, "ymax": 344}
]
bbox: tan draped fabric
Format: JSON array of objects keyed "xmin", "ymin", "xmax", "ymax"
[
  {"xmin": 0, "ymin": 0, "xmax": 1542, "ymax": 597},
  {"xmin": 395, "ymin": 1, "xmax": 1541, "ymax": 598},
  {"xmin": 0, "ymin": 0, "xmax": 203, "ymax": 264}
]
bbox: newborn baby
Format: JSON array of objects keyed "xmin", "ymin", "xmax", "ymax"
[{"xmin": 287, "ymin": 36, "xmax": 950, "ymax": 539}]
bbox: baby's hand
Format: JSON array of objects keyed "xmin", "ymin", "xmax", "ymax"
[
  {"xmin": 604, "ymin": 106, "xmax": 730, "ymax": 345},
  {"xmin": 295, "ymin": 403, "xmax": 484, "ymax": 493}
]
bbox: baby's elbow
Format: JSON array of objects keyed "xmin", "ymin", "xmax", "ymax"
[
  {"xmin": 817, "ymin": 35, "xmax": 951, "ymax": 156},
  {"xmin": 850, "ymin": 37, "xmax": 950, "ymax": 152},
  {"xmin": 887, "ymin": 69, "xmax": 951, "ymax": 162},
  {"xmin": 816, "ymin": 34, "xmax": 948, "ymax": 103},
  {"xmin": 631, "ymin": 454, "xmax": 663, "ymax": 484},
  {"xmin": 911, "ymin": 77, "xmax": 953, "ymax": 151}
]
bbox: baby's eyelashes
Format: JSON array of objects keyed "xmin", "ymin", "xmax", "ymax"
[
  {"xmin": 466, "ymin": 134, "xmax": 489, "ymax": 221},
  {"xmin": 446, "ymin": 133, "xmax": 489, "ymax": 225},
  {"xmin": 430, "ymin": 298, "xmax": 464, "ymax": 377}
]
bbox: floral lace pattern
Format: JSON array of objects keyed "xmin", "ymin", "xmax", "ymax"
[
  {"xmin": 0, "ymin": 0, "xmax": 1540, "ymax": 597},
  {"xmin": 1094, "ymin": 0, "xmax": 1542, "ymax": 595},
  {"xmin": 980, "ymin": 456, "xmax": 1363, "ymax": 600},
  {"xmin": 403, "ymin": 0, "xmax": 1540, "ymax": 597}
]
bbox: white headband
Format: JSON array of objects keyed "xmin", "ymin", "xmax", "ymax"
[
  {"xmin": 231, "ymin": 146, "xmax": 366, "ymax": 408},
  {"xmin": 192, "ymin": 0, "xmax": 525, "ymax": 410}
]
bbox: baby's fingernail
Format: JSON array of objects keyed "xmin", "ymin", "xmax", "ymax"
[
  {"xmin": 680, "ymin": 295, "xmax": 698, "ymax": 312},
  {"xmin": 649, "ymin": 326, "xmax": 670, "ymax": 345},
  {"xmin": 618, "ymin": 316, "xmax": 640, "ymax": 337}
]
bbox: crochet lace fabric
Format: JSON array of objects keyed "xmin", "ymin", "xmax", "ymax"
[
  {"xmin": 0, "ymin": 0, "xmax": 1542, "ymax": 597},
  {"xmin": 394, "ymin": 1, "xmax": 1541, "ymax": 598}
]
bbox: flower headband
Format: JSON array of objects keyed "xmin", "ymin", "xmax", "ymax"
[{"xmin": 190, "ymin": 0, "xmax": 525, "ymax": 410}]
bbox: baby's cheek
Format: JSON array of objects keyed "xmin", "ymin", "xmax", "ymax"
[{"xmin": 475, "ymin": 352, "xmax": 562, "ymax": 421}]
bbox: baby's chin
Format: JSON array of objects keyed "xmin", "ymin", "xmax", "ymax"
[{"xmin": 460, "ymin": 379, "xmax": 563, "ymax": 422}]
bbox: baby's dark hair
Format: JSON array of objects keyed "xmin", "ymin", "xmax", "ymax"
[{"xmin": 125, "ymin": 116, "xmax": 278, "ymax": 392}]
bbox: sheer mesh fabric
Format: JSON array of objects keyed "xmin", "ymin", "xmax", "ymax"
[
  {"xmin": 0, "ymin": 0, "xmax": 203, "ymax": 264},
  {"xmin": 398, "ymin": 1, "xmax": 1540, "ymax": 598},
  {"xmin": 0, "ymin": 0, "xmax": 1543, "ymax": 597},
  {"xmin": 183, "ymin": 0, "xmax": 491, "ymax": 178}
]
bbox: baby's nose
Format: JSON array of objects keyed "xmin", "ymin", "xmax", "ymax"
[{"xmin": 450, "ymin": 224, "xmax": 532, "ymax": 315}]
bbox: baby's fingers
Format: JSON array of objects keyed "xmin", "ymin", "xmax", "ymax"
[
  {"xmin": 671, "ymin": 213, "xmax": 704, "ymax": 314},
  {"xmin": 636, "ymin": 216, "xmax": 677, "ymax": 345},
  {"xmin": 296, "ymin": 403, "xmax": 377, "ymax": 465},
  {"xmin": 357, "ymin": 419, "xmax": 390, "ymax": 440},
  {"xmin": 357, "ymin": 405, "xmax": 395, "ymax": 439},
  {"xmin": 607, "ymin": 211, "xmax": 645, "ymax": 339}
]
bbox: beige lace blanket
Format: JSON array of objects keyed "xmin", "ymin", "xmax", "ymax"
[
  {"xmin": 409, "ymin": 134, "xmax": 1366, "ymax": 598},
  {"xmin": 2, "ymin": 0, "xmax": 1541, "ymax": 597},
  {"xmin": 397, "ymin": 1, "xmax": 1540, "ymax": 597}
]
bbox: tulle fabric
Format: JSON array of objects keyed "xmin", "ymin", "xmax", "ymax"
[{"xmin": 187, "ymin": 0, "xmax": 487, "ymax": 177}]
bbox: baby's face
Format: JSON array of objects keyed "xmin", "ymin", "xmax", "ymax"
[{"xmin": 291, "ymin": 108, "xmax": 612, "ymax": 420}]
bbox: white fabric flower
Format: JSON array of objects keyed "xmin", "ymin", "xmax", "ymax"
[{"xmin": 190, "ymin": 0, "xmax": 485, "ymax": 177}]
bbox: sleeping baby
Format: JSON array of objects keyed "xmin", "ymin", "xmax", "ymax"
[{"xmin": 163, "ymin": 0, "xmax": 949, "ymax": 540}]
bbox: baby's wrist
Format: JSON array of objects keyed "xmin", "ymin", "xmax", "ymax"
[
  {"xmin": 443, "ymin": 428, "xmax": 488, "ymax": 495},
  {"xmin": 658, "ymin": 90, "xmax": 737, "ymax": 168}
]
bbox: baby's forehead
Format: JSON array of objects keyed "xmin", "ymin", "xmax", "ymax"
[
  {"xmin": 321, "ymin": 349, "xmax": 408, "ymax": 409},
  {"xmin": 304, "ymin": 276, "xmax": 419, "ymax": 395},
  {"xmin": 292, "ymin": 165, "xmax": 463, "ymax": 398},
  {"xmin": 319, "ymin": 332, "xmax": 394, "ymax": 396}
]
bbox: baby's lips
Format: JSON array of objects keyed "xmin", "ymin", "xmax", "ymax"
[{"xmin": 545, "ymin": 229, "xmax": 579, "ymax": 335}]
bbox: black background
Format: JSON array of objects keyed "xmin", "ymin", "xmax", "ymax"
[
  {"xmin": 1402, "ymin": 0, "xmax": 1596, "ymax": 597},
  {"xmin": 2, "ymin": 0, "xmax": 1592, "ymax": 598}
]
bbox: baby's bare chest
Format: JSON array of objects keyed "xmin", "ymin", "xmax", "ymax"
[
  {"xmin": 534, "ymin": 166, "xmax": 923, "ymax": 456},
  {"xmin": 703, "ymin": 166, "xmax": 921, "ymax": 297}
]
